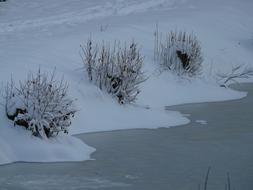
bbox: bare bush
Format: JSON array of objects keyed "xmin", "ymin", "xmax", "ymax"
[
  {"xmin": 81, "ymin": 39, "xmax": 146, "ymax": 104},
  {"xmin": 5, "ymin": 70, "xmax": 76, "ymax": 138},
  {"xmin": 217, "ymin": 65, "xmax": 253, "ymax": 87},
  {"xmin": 155, "ymin": 29, "xmax": 203, "ymax": 76}
]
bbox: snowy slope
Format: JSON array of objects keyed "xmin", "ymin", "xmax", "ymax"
[{"xmin": 0, "ymin": 0, "xmax": 252, "ymax": 165}]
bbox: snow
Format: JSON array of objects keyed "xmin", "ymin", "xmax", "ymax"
[
  {"xmin": 0, "ymin": 0, "xmax": 253, "ymax": 165},
  {"xmin": 138, "ymin": 73, "xmax": 247, "ymax": 108},
  {"xmin": 0, "ymin": 110, "xmax": 95, "ymax": 165},
  {"xmin": 195, "ymin": 120, "xmax": 207, "ymax": 125}
]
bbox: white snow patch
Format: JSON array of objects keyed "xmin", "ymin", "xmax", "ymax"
[
  {"xmin": 195, "ymin": 120, "xmax": 208, "ymax": 125},
  {"xmin": 138, "ymin": 73, "xmax": 247, "ymax": 108}
]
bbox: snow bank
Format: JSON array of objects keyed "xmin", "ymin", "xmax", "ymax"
[
  {"xmin": 138, "ymin": 73, "xmax": 247, "ymax": 108},
  {"xmin": 70, "ymin": 83, "xmax": 190, "ymax": 134},
  {"xmin": 0, "ymin": 110, "xmax": 95, "ymax": 165}
]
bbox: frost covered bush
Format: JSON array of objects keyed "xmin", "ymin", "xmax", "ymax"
[
  {"xmin": 5, "ymin": 70, "xmax": 76, "ymax": 138},
  {"xmin": 155, "ymin": 30, "xmax": 203, "ymax": 76},
  {"xmin": 81, "ymin": 39, "xmax": 146, "ymax": 104}
]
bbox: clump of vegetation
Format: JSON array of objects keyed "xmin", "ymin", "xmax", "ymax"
[
  {"xmin": 155, "ymin": 29, "xmax": 203, "ymax": 77},
  {"xmin": 81, "ymin": 39, "xmax": 146, "ymax": 104},
  {"xmin": 5, "ymin": 70, "xmax": 76, "ymax": 138}
]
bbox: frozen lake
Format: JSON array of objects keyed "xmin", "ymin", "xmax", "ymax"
[{"xmin": 0, "ymin": 84, "xmax": 252, "ymax": 190}]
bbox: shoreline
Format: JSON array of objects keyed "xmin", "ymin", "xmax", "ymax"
[
  {"xmin": 74, "ymin": 82, "xmax": 250, "ymax": 137},
  {"xmin": 0, "ymin": 83, "xmax": 252, "ymax": 190}
]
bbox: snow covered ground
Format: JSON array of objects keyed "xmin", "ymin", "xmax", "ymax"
[{"xmin": 0, "ymin": 0, "xmax": 252, "ymax": 165}]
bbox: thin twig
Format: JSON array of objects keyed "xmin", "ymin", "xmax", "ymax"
[{"xmin": 204, "ymin": 167, "xmax": 211, "ymax": 190}]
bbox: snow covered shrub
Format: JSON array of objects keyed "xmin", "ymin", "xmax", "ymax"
[
  {"xmin": 81, "ymin": 40, "xmax": 146, "ymax": 104},
  {"xmin": 155, "ymin": 30, "xmax": 203, "ymax": 76},
  {"xmin": 5, "ymin": 70, "xmax": 76, "ymax": 138}
]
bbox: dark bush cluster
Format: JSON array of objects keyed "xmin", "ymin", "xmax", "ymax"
[
  {"xmin": 81, "ymin": 40, "xmax": 146, "ymax": 104},
  {"xmin": 155, "ymin": 30, "xmax": 203, "ymax": 76},
  {"xmin": 5, "ymin": 70, "xmax": 76, "ymax": 138}
]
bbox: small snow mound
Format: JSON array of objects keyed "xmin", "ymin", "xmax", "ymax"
[{"xmin": 195, "ymin": 120, "xmax": 207, "ymax": 125}]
